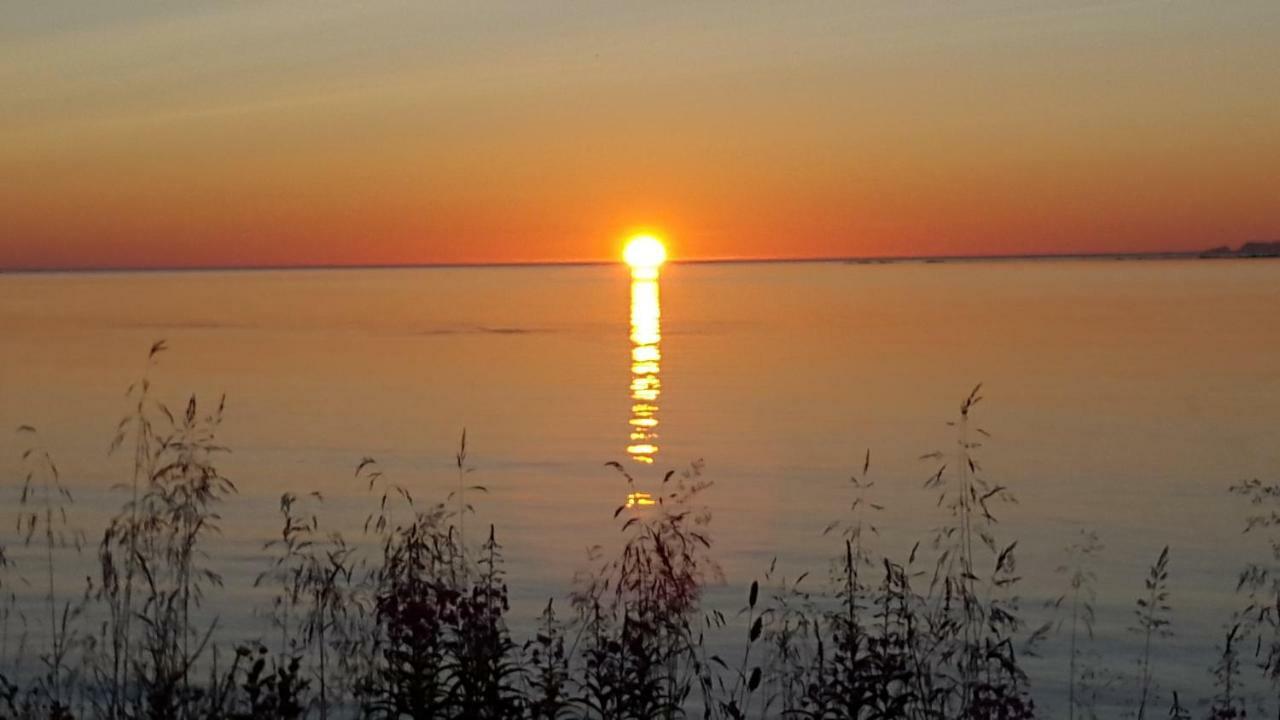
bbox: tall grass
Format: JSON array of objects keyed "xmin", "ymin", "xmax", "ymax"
[
  {"xmin": 14, "ymin": 427, "xmax": 85, "ymax": 719},
  {"xmin": 1230, "ymin": 476, "xmax": 1280, "ymax": 715},
  {"xmin": 571, "ymin": 460, "xmax": 719, "ymax": 720},
  {"xmin": 1131, "ymin": 545, "xmax": 1171, "ymax": 720},
  {"xmin": 2, "ymin": 351, "xmax": 1277, "ymax": 718},
  {"xmin": 1049, "ymin": 530, "xmax": 1103, "ymax": 720}
]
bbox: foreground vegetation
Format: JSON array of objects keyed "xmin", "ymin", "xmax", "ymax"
[{"xmin": 1, "ymin": 344, "xmax": 1277, "ymax": 719}]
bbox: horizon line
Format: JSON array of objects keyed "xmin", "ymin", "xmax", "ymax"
[{"xmin": 0, "ymin": 248, "xmax": 1238, "ymax": 276}]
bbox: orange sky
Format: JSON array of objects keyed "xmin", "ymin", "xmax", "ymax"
[{"xmin": 1, "ymin": 1, "xmax": 1278, "ymax": 270}]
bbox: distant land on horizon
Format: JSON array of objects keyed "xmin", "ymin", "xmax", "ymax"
[
  {"xmin": 1199, "ymin": 240, "xmax": 1280, "ymax": 258},
  {"xmin": 1, "ymin": 243, "xmax": 1277, "ymax": 276}
]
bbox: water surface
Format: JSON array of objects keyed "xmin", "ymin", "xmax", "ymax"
[{"xmin": 2, "ymin": 258, "xmax": 1278, "ymax": 711}]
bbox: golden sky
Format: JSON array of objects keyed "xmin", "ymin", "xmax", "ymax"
[{"xmin": 1, "ymin": 1, "xmax": 1277, "ymax": 270}]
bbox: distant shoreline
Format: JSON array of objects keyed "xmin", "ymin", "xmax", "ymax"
[{"xmin": 1, "ymin": 248, "xmax": 1276, "ymax": 277}]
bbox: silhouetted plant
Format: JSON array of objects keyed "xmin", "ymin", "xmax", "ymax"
[
  {"xmin": 256, "ymin": 491, "xmax": 355, "ymax": 719},
  {"xmin": 1167, "ymin": 690, "xmax": 1192, "ymax": 720},
  {"xmin": 755, "ymin": 561, "xmax": 818, "ymax": 717},
  {"xmin": 15, "ymin": 427, "xmax": 86, "ymax": 719},
  {"xmin": 366, "ymin": 500, "xmax": 459, "ymax": 717},
  {"xmin": 920, "ymin": 384, "xmax": 1034, "ymax": 720},
  {"xmin": 448, "ymin": 428, "xmax": 488, "ymax": 577},
  {"xmin": 446, "ymin": 525, "xmax": 523, "ymax": 718},
  {"xmin": 102, "ymin": 339, "xmax": 167, "ymax": 719},
  {"xmin": 0, "ymin": 538, "xmax": 18, "ymax": 689},
  {"xmin": 1209, "ymin": 623, "xmax": 1246, "ymax": 720},
  {"xmin": 572, "ymin": 460, "xmax": 719, "ymax": 719},
  {"xmin": 1132, "ymin": 545, "xmax": 1173, "ymax": 720},
  {"xmin": 258, "ymin": 492, "xmax": 321, "ymax": 659},
  {"xmin": 354, "ymin": 438, "xmax": 524, "ymax": 719},
  {"xmin": 1049, "ymin": 530, "xmax": 1104, "ymax": 720},
  {"xmin": 524, "ymin": 599, "xmax": 572, "ymax": 720},
  {"xmin": 703, "ymin": 579, "xmax": 767, "ymax": 720},
  {"xmin": 302, "ymin": 533, "xmax": 355, "ymax": 720},
  {"xmin": 1231, "ymin": 477, "xmax": 1280, "ymax": 714},
  {"xmin": 136, "ymin": 393, "xmax": 234, "ymax": 717},
  {"xmin": 6, "ymin": 362, "xmax": 1270, "ymax": 720},
  {"xmin": 92, "ymin": 343, "xmax": 235, "ymax": 720},
  {"xmin": 213, "ymin": 643, "xmax": 310, "ymax": 720}
]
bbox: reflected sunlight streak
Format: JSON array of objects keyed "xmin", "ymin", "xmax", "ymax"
[
  {"xmin": 626, "ymin": 269, "xmax": 662, "ymax": 465},
  {"xmin": 625, "ymin": 491, "xmax": 656, "ymax": 508}
]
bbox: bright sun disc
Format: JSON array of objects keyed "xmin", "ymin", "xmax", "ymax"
[{"xmin": 623, "ymin": 234, "xmax": 667, "ymax": 270}]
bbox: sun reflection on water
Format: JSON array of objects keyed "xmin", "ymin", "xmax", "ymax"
[
  {"xmin": 626, "ymin": 270, "xmax": 662, "ymax": 465},
  {"xmin": 625, "ymin": 491, "xmax": 656, "ymax": 508}
]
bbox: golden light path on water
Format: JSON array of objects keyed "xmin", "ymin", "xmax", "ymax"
[
  {"xmin": 627, "ymin": 273, "xmax": 662, "ymax": 468},
  {"xmin": 622, "ymin": 234, "xmax": 665, "ymax": 515}
]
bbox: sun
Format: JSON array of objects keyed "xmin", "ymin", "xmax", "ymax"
[{"xmin": 623, "ymin": 234, "xmax": 667, "ymax": 276}]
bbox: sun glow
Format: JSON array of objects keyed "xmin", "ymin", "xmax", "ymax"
[
  {"xmin": 625, "ymin": 491, "xmax": 657, "ymax": 509},
  {"xmin": 623, "ymin": 234, "xmax": 667, "ymax": 279}
]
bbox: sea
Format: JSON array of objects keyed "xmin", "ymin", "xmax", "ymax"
[{"xmin": 1, "ymin": 257, "xmax": 1278, "ymax": 714}]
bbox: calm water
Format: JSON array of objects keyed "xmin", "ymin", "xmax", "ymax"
[{"xmin": 2, "ymin": 258, "xmax": 1279, "ymax": 711}]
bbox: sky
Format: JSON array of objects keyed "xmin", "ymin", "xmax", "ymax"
[{"xmin": 1, "ymin": 1, "xmax": 1277, "ymax": 270}]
